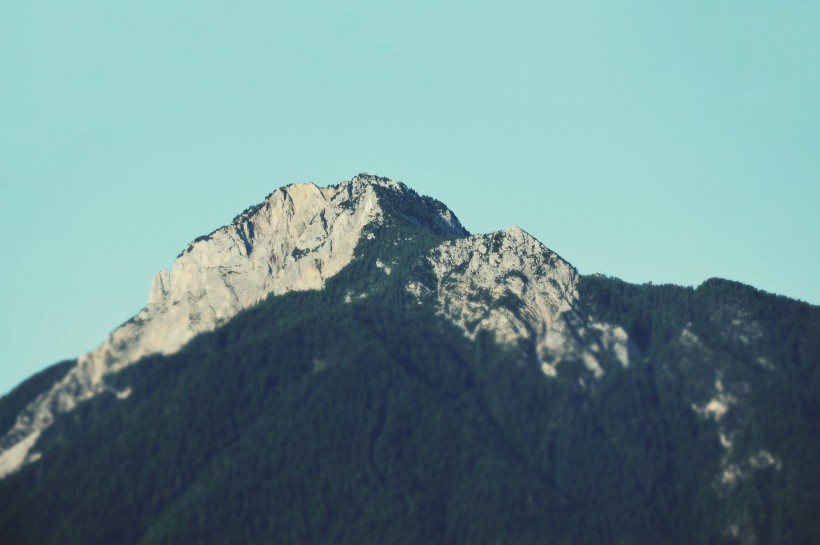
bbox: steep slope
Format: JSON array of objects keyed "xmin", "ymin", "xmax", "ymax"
[
  {"xmin": 2, "ymin": 261, "xmax": 817, "ymax": 545},
  {"xmin": 0, "ymin": 175, "xmax": 466, "ymax": 478},
  {"xmin": 0, "ymin": 175, "xmax": 818, "ymax": 545}
]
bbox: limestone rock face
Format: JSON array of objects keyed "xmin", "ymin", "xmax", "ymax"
[
  {"xmin": 408, "ymin": 227, "xmax": 629, "ymax": 378},
  {"xmin": 1, "ymin": 174, "xmax": 623, "ymax": 480},
  {"xmin": 0, "ymin": 175, "xmax": 463, "ymax": 478}
]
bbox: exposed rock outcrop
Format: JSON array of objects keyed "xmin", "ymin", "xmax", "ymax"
[
  {"xmin": 407, "ymin": 227, "xmax": 629, "ymax": 377},
  {"xmin": 0, "ymin": 175, "xmax": 464, "ymax": 478}
]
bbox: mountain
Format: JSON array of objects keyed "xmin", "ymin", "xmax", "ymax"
[{"xmin": 1, "ymin": 174, "xmax": 818, "ymax": 545}]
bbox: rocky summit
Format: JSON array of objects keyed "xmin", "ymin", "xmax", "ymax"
[
  {"xmin": 0, "ymin": 175, "xmax": 463, "ymax": 478},
  {"xmin": 1, "ymin": 174, "xmax": 818, "ymax": 545}
]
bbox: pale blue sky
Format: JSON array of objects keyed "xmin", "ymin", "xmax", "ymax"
[{"xmin": 1, "ymin": 1, "xmax": 818, "ymax": 394}]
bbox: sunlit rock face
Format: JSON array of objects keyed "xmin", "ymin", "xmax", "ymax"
[
  {"xmin": 0, "ymin": 175, "xmax": 464, "ymax": 478},
  {"xmin": 1, "ymin": 174, "xmax": 626, "ymax": 480},
  {"xmin": 407, "ymin": 227, "xmax": 630, "ymax": 378}
]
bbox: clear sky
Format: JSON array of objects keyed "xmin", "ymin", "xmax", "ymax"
[{"xmin": 1, "ymin": 1, "xmax": 818, "ymax": 395}]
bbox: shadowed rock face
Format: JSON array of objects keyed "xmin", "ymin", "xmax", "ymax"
[{"xmin": 0, "ymin": 175, "xmax": 465, "ymax": 478}]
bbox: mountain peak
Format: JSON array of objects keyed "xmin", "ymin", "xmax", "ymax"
[
  {"xmin": 408, "ymin": 227, "xmax": 581, "ymax": 370},
  {"xmin": 2, "ymin": 174, "xmax": 816, "ymax": 544},
  {"xmin": 349, "ymin": 172, "xmax": 405, "ymax": 190},
  {"xmin": 0, "ymin": 175, "xmax": 466, "ymax": 478},
  {"xmin": 500, "ymin": 225, "xmax": 529, "ymax": 239}
]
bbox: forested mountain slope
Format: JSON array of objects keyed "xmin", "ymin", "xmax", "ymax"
[{"xmin": 1, "ymin": 175, "xmax": 817, "ymax": 545}]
